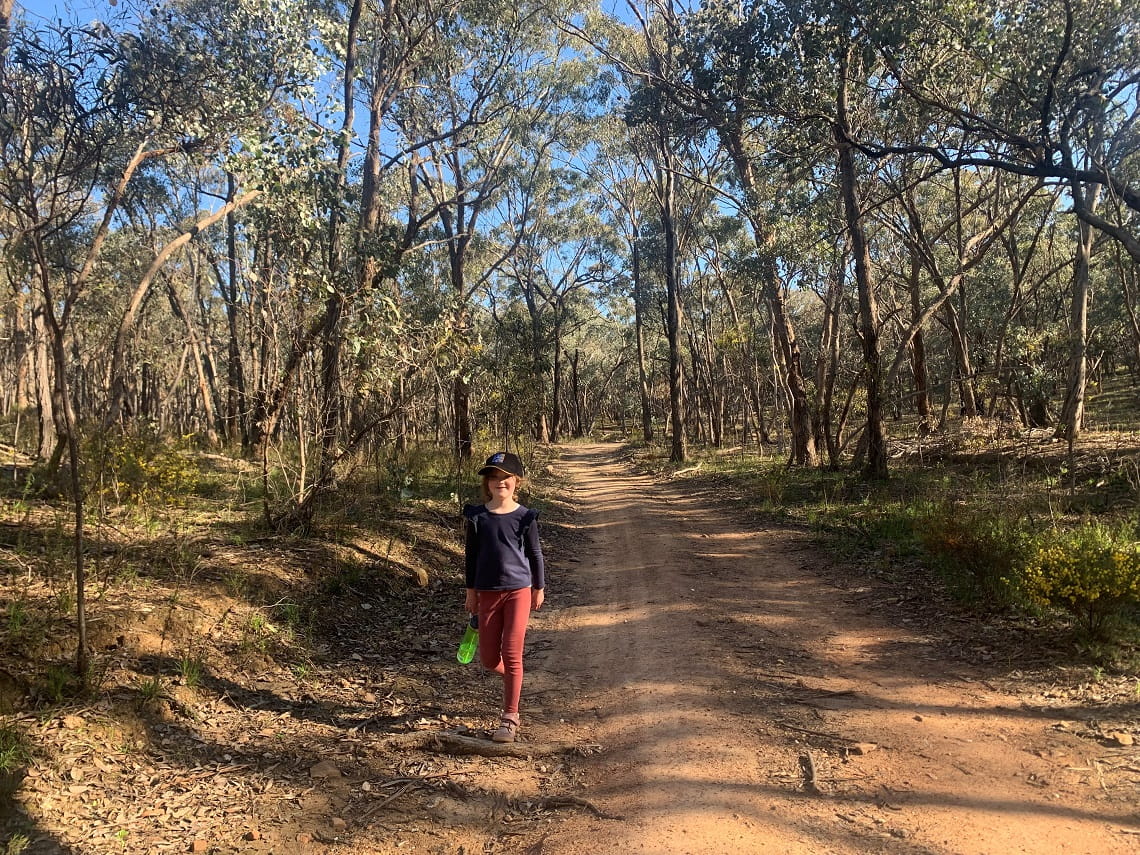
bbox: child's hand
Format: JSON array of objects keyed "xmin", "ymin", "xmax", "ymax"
[
  {"xmin": 465, "ymin": 589, "xmax": 477, "ymax": 614},
  {"xmin": 531, "ymin": 588, "xmax": 545, "ymax": 611}
]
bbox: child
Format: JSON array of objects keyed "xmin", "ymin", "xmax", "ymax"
[{"xmin": 463, "ymin": 451, "xmax": 546, "ymax": 743}]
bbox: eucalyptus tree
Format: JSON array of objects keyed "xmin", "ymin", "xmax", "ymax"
[
  {"xmin": 873, "ymin": 165, "xmax": 1047, "ymax": 422},
  {"xmin": 860, "ymin": 0, "xmax": 1140, "ymax": 440},
  {"xmin": 586, "ymin": 117, "xmax": 658, "ymax": 442},
  {"xmin": 668, "ymin": 0, "xmax": 896, "ymax": 472},
  {"xmin": 95, "ymin": 0, "xmax": 320, "ymax": 429},
  {"xmin": 592, "ymin": 1, "xmax": 827, "ymax": 466},
  {"xmin": 395, "ymin": 0, "xmax": 592, "ymax": 460},
  {"xmin": 572, "ymin": 3, "xmax": 697, "ymax": 461},
  {"xmin": 0, "ymin": 13, "xmax": 161, "ymax": 676},
  {"xmin": 270, "ymin": 0, "xmax": 463, "ymax": 531},
  {"xmin": 0, "ymin": 0, "xmax": 317, "ymax": 676},
  {"xmin": 495, "ymin": 159, "xmax": 616, "ymax": 443}
]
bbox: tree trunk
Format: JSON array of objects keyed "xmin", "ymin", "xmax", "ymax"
[
  {"xmin": 815, "ymin": 242, "xmax": 843, "ymax": 467},
  {"xmin": 632, "ymin": 236, "xmax": 653, "ymax": 441},
  {"xmin": 907, "ymin": 252, "xmax": 932, "ymax": 434},
  {"xmin": 453, "ymin": 304, "xmax": 474, "ymax": 460},
  {"xmin": 836, "ymin": 50, "xmax": 887, "ymax": 479},
  {"xmin": 1056, "ymin": 181, "xmax": 1101, "ymax": 441},
  {"xmin": 8, "ymin": 289, "xmax": 28, "ymax": 416},
  {"xmin": 223, "ymin": 172, "xmax": 249, "ymax": 448},
  {"xmin": 31, "ymin": 246, "xmax": 87, "ymax": 681},
  {"xmin": 659, "ymin": 157, "xmax": 686, "ymax": 463},
  {"xmin": 942, "ymin": 298, "xmax": 979, "ymax": 417},
  {"xmin": 30, "ymin": 305, "xmax": 56, "ymax": 461},
  {"xmin": 551, "ymin": 317, "xmax": 563, "ymax": 443},
  {"xmin": 723, "ymin": 127, "xmax": 816, "ymax": 465},
  {"xmin": 165, "ymin": 280, "xmax": 220, "ymax": 445},
  {"xmin": 522, "ymin": 276, "xmax": 551, "ymax": 443},
  {"xmin": 571, "ymin": 348, "xmax": 583, "ymax": 437}
]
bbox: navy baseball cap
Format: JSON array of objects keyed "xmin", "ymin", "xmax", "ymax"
[{"xmin": 478, "ymin": 451, "xmax": 524, "ymax": 478}]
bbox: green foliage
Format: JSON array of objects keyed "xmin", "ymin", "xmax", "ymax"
[
  {"xmin": 1024, "ymin": 523, "xmax": 1140, "ymax": 638},
  {"xmin": 2, "ymin": 598, "xmax": 47, "ymax": 652},
  {"xmin": 379, "ymin": 446, "xmax": 461, "ymax": 504},
  {"xmin": 134, "ymin": 675, "xmax": 165, "ymax": 703},
  {"xmin": 820, "ymin": 502, "xmax": 923, "ymax": 560},
  {"xmin": 177, "ymin": 655, "xmax": 204, "ymax": 690},
  {"xmin": 275, "ymin": 600, "xmax": 302, "ymax": 628},
  {"xmin": 916, "ymin": 504, "xmax": 1032, "ymax": 608},
  {"xmin": 0, "ymin": 725, "xmax": 29, "ymax": 774},
  {"xmin": 87, "ymin": 433, "xmax": 201, "ymax": 506},
  {"xmin": 5, "ymin": 600, "xmax": 28, "ymax": 639},
  {"xmin": 41, "ymin": 665, "xmax": 78, "ymax": 704},
  {"xmin": 746, "ymin": 467, "xmax": 791, "ymax": 511},
  {"xmin": 223, "ymin": 569, "xmax": 251, "ymax": 599},
  {"xmin": 53, "ymin": 584, "xmax": 74, "ymax": 617},
  {"xmin": 240, "ymin": 611, "xmax": 280, "ymax": 654},
  {"xmin": 320, "ymin": 564, "xmax": 366, "ymax": 596},
  {"xmin": 4, "ymin": 834, "xmax": 30, "ymax": 855}
]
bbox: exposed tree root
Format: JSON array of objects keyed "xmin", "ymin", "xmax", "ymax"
[{"xmin": 382, "ymin": 729, "xmax": 602, "ymax": 758}]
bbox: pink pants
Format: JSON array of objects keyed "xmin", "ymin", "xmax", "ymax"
[{"xmin": 477, "ymin": 588, "xmax": 531, "ymax": 716}]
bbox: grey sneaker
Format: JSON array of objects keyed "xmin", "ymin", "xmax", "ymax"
[{"xmin": 492, "ymin": 715, "xmax": 519, "ymax": 743}]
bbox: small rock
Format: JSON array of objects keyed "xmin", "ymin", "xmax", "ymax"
[
  {"xmin": 331, "ymin": 817, "xmax": 347, "ymax": 831},
  {"xmin": 363, "ymin": 692, "xmax": 377, "ymax": 704},
  {"xmin": 361, "ymin": 781, "xmax": 372, "ymax": 792},
  {"xmin": 243, "ymin": 829, "xmax": 262, "ymax": 841},
  {"xmin": 1107, "ymin": 731, "xmax": 1134, "ymax": 746},
  {"xmin": 310, "ymin": 760, "xmax": 341, "ymax": 779},
  {"xmin": 62, "ymin": 715, "xmax": 84, "ymax": 730},
  {"xmin": 189, "ymin": 840, "xmax": 209, "ymax": 853},
  {"xmin": 848, "ymin": 742, "xmax": 878, "ymax": 755},
  {"xmin": 913, "ymin": 715, "xmax": 924, "ymax": 722}
]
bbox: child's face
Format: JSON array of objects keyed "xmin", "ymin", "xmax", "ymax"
[{"xmin": 485, "ymin": 470, "xmax": 518, "ymax": 499}]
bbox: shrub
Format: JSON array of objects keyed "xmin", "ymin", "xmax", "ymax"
[
  {"xmin": 1024, "ymin": 523, "xmax": 1140, "ymax": 638},
  {"xmin": 916, "ymin": 504, "xmax": 1032, "ymax": 608},
  {"xmin": 86, "ymin": 432, "xmax": 200, "ymax": 505}
]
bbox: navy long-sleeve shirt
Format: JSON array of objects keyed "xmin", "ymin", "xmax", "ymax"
[{"xmin": 463, "ymin": 503, "xmax": 545, "ymax": 592}]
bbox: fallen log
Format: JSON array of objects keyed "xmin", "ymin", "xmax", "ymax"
[{"xmin": 381, "ymin": 729, "xmax": 601, "ymax": 759}]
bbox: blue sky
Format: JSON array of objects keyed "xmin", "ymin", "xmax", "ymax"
[
  {"xmin": 16, "ymin": 0, "xmax": 113, "ymax": 23},
  {"xmin": 15, "ymin": 0, "xmax": 659, "ymax": 23}
]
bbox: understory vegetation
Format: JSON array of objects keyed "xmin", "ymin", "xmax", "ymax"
[{"xmin": 633, "ymin": 406, "xmax": 1140, "ymax": 664}]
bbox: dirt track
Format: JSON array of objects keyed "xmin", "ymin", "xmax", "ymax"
[{"xmin": 524, "ymin": 444, "xmax": 1139, "ymax": 854}]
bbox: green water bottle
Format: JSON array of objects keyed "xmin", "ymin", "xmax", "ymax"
[{"xmin": 456, "ymin": 614, "xmax": 478, "ymax": 664}]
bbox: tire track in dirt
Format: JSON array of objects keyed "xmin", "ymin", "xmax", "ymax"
[{"xmin": 526, "ymin": 443, "xmax": 1139, "ymax": 855}]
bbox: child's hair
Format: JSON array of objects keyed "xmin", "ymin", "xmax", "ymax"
[{"xmin": 481, "ymin": 473, "xmax": 522, "ymax": 502}]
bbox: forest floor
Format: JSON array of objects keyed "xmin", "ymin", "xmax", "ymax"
[{"xmin": 2, "ymin": 441, "xmax": 1140, "ymax": 854}]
